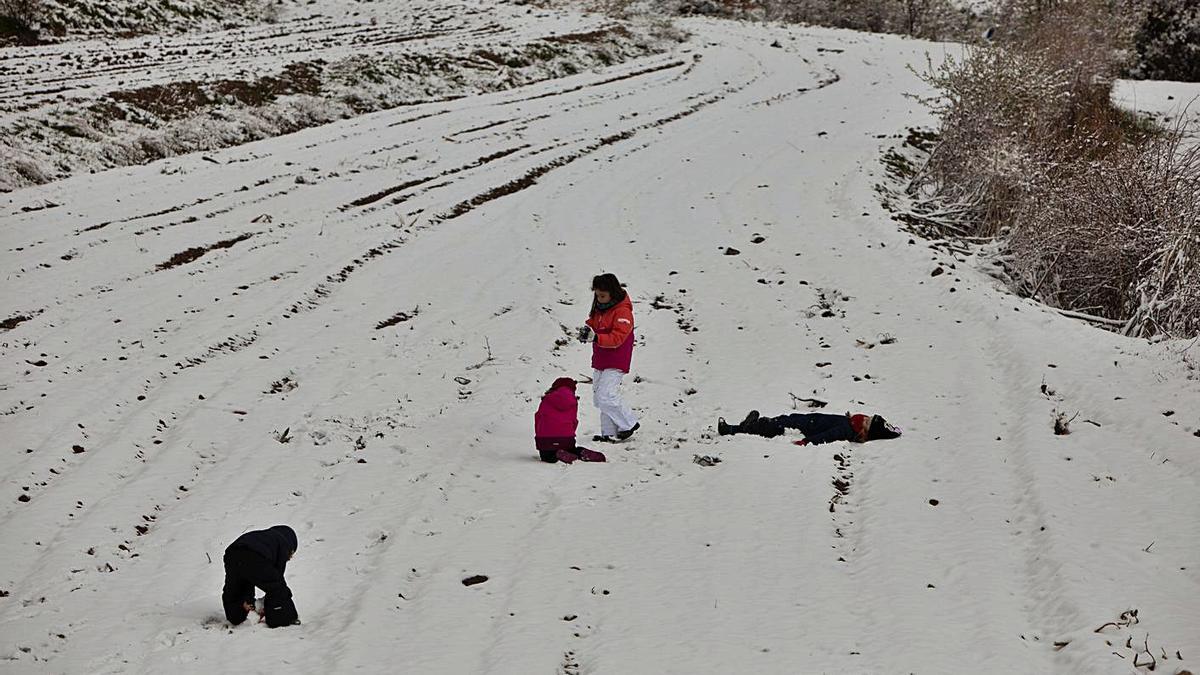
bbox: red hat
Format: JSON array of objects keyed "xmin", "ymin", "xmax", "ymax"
[
  {"xmin": 550, "ymin": 377, "xmax": 576, "ymax": 390},
  {"xmin": 849, "ymin": 414, "xmax": 873, "ymax": 442}
]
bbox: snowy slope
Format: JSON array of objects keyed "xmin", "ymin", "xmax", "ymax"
[
  {"xmin": 2, "ymin": 12, "xmax": 1199, "ymax": 675},
  {"xmin": 1, "ymin": 0, "xmax": 681, "ymax": 190}
]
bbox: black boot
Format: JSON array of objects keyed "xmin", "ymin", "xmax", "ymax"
[
  {"xmin": 616, "ymin": 422, "xmax": 640, "ymax": 441},
  {"xmin": 717, "ymin": 417, "xmax": 737, "ymax": 435}
]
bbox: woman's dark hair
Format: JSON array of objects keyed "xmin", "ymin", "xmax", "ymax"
[
  {"xmin": 592, "ymin": 273, "xmax": 626, "ymax": 300},
  {"xmin": 591, "ymin": 273, "xmax": 626, "ymax": 314}
]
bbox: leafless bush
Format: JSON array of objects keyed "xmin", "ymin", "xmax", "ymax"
[
  {"xmin": 906, "ymin": 0, "xmax": 1198, "ymax": 337},
  {"xmin": 597, "ymin": 0, "xmax": 972, "ymax": 40},
  {"xmin": 914, "ymin": 0, "xmax": 1137, "ymax": 228},
  {"xmin": 912, "ymin": 45, "xmax": 1064, "ymax": 235},
  {"xmin": 759, "ymin": 0, "xmax": 970, "ymax": 40},
  {"xmin": 1129, "ymin": 0, "xmax": 1200, "ymax": 82},
  {"xmin": 1011, "ymin": 125, "xmax": 1200, "ymax": 337},
  {"xmin": 0, "ymin": 0, "xmax": 44, "ymax": 42},
  {"xmin": 0, "ymin": 0, "xmax": 43, "ymax": 23}
]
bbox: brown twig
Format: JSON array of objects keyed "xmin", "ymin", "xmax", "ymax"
[
  {"xmin": 1029, "ymin": 248, "xmax": 1066, "ymax": 299},
  {"xmin": 789, "ymin": 392, "xmax": 828, "ymax": 409},
  {"xmin": 1131, "ymin": 634, "xmax": 1156, "ymax": 671}
]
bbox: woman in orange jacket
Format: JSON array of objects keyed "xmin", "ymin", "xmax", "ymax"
[{"xmin": 578, "ymin": 273, "xmax": 639, "ymax": 442}]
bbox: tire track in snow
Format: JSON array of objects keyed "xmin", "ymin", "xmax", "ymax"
[
  {"xmin": 284, "ymin": 81, "xmax": 751, "ymax": 318},
  {"xmin": 0, "ymin": 18, "xmax": 485, "ymax": 110}
]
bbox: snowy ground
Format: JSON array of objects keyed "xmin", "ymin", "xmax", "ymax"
[
  {"xmin": 1112, "ymin": 78, "xmax": 1200, "ymax": 144},
  {"xmin": 2, "ymin": 9, "xmax": 1199, "ymax": 675}
]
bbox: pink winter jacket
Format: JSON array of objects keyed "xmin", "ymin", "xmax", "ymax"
[{"xmin": 534, "ymin": 378, "xmax": 579, "ymax": 439}]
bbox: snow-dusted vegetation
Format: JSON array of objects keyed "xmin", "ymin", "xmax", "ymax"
[
  {"xmin": 0, "ymin": 1, "xmax": 683, "ymax": 190},
  {"xmin": 884, "ymin": 0, "xmax": 1200, "ymax": 338}
]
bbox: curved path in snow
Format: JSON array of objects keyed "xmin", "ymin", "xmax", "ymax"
[{"xmin": 2, "ymin": 15, "xmax": 1198, "ymax": 675}]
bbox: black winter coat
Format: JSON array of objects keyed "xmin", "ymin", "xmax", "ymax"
[{"xmin": 226, "ymin": 525, "xmax": 298, "ymax": 573}]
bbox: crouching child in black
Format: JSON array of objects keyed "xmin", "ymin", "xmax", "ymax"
[{"xmin": 222, "ymin": 525, "xmax": 300, "ymax": 628}]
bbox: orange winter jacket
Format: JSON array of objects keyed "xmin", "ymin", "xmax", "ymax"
[{"xmin": 587, "ymin": 296, "xmax": 634, "ymax": 347}]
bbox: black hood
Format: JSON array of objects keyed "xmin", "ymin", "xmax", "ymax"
[
  {"xmin": 867, "ymin": 415, "xmax": 902, "ymax": 441},
  {"xmin": 228, "ymin": 525, "xmax": 298, "ymax": 569},
  {"xmin": 270, "ymin": 525, "xmax": 298, "ymax": 557}
]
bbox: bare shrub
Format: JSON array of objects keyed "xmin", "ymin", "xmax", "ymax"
[
  {"xmin": 908, "ymin": 0, "xmax": 1199, "ymax": 337},
  {"xmin": 1129, "ymin": 0, "xmax": 1200, "ymax": 82},
  {"xmin": 0, "ymin": 0, "xmax": 44, "ymax": 43},
  {"xmin": 618, "ymin": 0, "xmax": 972, "ymax": 40},
  {"xmin": 0, "ymin": 0, "xmax": 43, "ymax": 24},
  {"xmin": 1011, "ymin": 126, "xmax": 1200, "ymax": 337},
  {"xmin": 913, "ymin": 45, "xmax": 1065, "ymax": 235},
  {"xmin": 760, "ymin": 0, "xmax": 969, "ymax": 40},
  {"xmin": 0, "ymin": 146, "xmax": 50, "ymax": 191}
]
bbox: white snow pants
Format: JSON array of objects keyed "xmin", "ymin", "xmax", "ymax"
[{"xmin": 593, "ymin": 368, "xmax": 638, "ymax": 437}]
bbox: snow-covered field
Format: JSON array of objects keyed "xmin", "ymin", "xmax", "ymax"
[
  {"xmin": 2, "ymin": 6, "xmax": 1199, "ymax": 674},
  {"xmin": 1, "ymin": 0, "xmax": 684, "ymax": 190},
  {"xmin": 1113, "ymin": 78, "xmax": 1200, "ymax": 144}
]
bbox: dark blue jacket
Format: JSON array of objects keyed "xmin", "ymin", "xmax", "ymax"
[{"xmin": 775, "ymin": 413, "xmax": 858, "ymax": 445}]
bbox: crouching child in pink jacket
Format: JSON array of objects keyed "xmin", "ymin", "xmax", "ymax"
[{"xmin": 534, "ymin": 378, "xmax": 606, "ymax": 463}]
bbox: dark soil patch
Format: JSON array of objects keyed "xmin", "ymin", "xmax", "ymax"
[
  {"xmin": 175, "ymin": 331, "xmax": 259, "ymax": 371},
  {"xmin": 543, "ymin": 26, "xmax": 632, "ymax": 44},
  {"xmin": 447, "ymin": 117, "xmax": 519, "ymax": 138},
  {"xmin": 904, "ymin": 127, "xmax": 939, "ymax": 153},
  {"xmin": 376, "ymin": 306, "xmax": 420, "ymax": 329},
  {"xmin": 156, "ymin": 233, "xmax": 254, "ymax": 271},
  {"xmin": 77, "ymin": 221, "xmax": 114, "ymax": 234},
  {"xmin": 1, "ymin": 313, "xmax": 34, "ymax": 331},
  {"xmin": 20, "ymin": 201, "xmax": 60, "ymax": 213},
  {"xmin": 107, "ymin": 61, "xmax": 324, "ymax": 122},
  {"xmin": 1, "ymin": 309, "xmax": 40, "ymax": 331},
  {"xmin": 267, "ymin": 376, "xmax": 298, "ymax": 395}
]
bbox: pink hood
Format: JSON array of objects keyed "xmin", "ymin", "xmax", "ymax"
[{"xmin": 534, "ymin": 379, "xmax": 579, "ymax": 439}]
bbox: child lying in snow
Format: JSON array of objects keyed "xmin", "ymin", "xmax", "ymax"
[
  {"xmin": 717, "ymin": 411, "xmax": 902, "ymax": 445},
  {"xmin": 222, "ymin": 525, "xmax": 301, "ymax": 628},
  {"xmin": 534, "ymin": 377, "xmax": 606, "ymax": 463}
]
